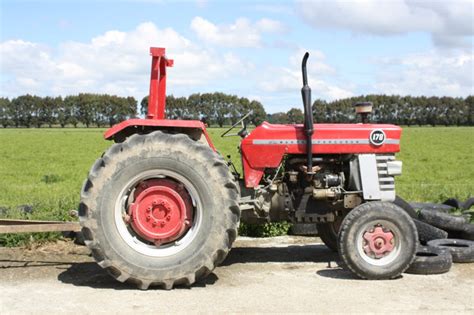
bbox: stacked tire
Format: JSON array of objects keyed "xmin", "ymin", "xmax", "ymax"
[{"xmin": 394, "ymin": 196, "xmax": 474, "ymax": 275}]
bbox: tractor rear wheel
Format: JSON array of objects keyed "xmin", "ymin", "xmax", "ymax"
[
  {"xmin": 79, "ymin": 131, "xmax": 240, "ymax": 289},
  {"xmin": 337, "ymin": 202, "xmax": 417, "ymax": 279}
]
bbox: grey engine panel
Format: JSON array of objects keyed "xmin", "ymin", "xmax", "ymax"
[{"xmin": 358, "ymin": 154, "xmax": 396, "ymax": 202}]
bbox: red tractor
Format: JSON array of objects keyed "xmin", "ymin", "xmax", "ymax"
[{"xmin": 79, "ymin": 47, "xmax": 417, "ymax": 289}]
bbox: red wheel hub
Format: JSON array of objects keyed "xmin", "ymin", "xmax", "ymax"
[
  {"xmin": 127, "ymin": 179, "xmax": 193, "ymax": 246},
  {"xmin": 363, "ymin": 226, "xmax": 394, "ymax": 258}
]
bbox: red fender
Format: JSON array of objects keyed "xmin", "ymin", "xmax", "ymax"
[{"xmin": 104, "ymin": 119, "xmax": 216, "ymax": 151}]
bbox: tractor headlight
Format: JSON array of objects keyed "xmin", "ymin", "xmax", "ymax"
[{"xmin": 387, "ymin": 160, "xmax": 402, "ymax": 176}]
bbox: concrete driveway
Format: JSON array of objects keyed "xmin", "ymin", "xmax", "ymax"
[{"xmin": 1, "ymin": 236, "xmax": 473, "ymax": 313}]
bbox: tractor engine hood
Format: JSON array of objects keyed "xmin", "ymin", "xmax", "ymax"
[{"xmin": 240, "ymin": 122, "xmax": 402, "ymax": 187}]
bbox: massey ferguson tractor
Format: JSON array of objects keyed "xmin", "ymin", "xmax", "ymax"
[{"xmin": 79, "ymin": 47, "xmax": 417, "ymax": 289}]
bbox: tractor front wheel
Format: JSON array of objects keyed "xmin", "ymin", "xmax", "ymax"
[
  {"xmin": 79, "ymin": 131, "xmax": 240, "ymax": 289},
  {"xmin": 337, "ymin": 202, "xmax": 417, "ymax": 279}
]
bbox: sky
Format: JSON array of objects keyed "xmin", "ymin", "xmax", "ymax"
[{"xmin": 0, "ymin": 0, "xmax": 473, "ymax": 113}]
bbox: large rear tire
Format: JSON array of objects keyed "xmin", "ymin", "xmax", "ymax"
[
  {"xmin": 337, "ymin": 202, "xmax": 417, "ymax": 279},
  {"xmin": 79, "ymin": 131, "xmax": 240, "ymax": 289}
]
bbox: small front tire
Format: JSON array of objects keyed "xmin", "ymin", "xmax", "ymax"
[{"xmin": 337, "ymin": 202, "xmax": 417, "ymax": 279}]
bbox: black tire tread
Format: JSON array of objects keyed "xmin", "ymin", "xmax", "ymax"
[
  {"xmin": 409, "ymin": 202, "xmax": 453, "ymax": 213},
  {"xmin": 79, "ymin": 131, "xmax": 240, "ymax": 289},
  {"xmin": 393, "ymin": 195, "xmax": 418, "ymax": 218},
  {"xmin": 419, "ymin": 209, "xmax": 468, "ymax": 232},
  {"xmin": 462, "ymin": 197, "xmax": 474, "ymax": 210},
  {"xmin": 443, "ymin": 198, "xmax": 463, "ymax": 209},
  {"xmin": 461, "ymin": 224, "xmax": 474, "ymax": 241},
  {"xmin": 337, "ymin": 202, "xmax": 417, "ymax": 279},
  {"xmin": 405, "ymin": 245, "xmax": 452, "ymax": 275},
  {"xmin": 413, "ymin": 218, "xmax": 448, "ymax": 245},
  {"xmin": 427, "ymin": 238, "xmax": 474, "ymax": 263},
  {"xmin": 316, "ymin": 223, "xmax": 338, "ymax": 252}
]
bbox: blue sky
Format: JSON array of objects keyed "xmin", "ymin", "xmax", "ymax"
[{"xmin": 1, "ymin": 0, "xmax": 472, "ymax": 113}]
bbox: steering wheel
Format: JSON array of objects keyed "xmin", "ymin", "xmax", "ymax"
[{"xmin": 220, "ymin": 110, "xmax": 254, "ymax": 137}]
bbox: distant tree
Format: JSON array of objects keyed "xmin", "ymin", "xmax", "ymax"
[
  {"xmin": 11, "ymin": 94, "xmax": 41, "ymax": 127},
  {"xmin": 466, "ymin": 95, "xmax": 474, "ymax": 126},
  {"xmin": 287, "ymin": 108, "xmax": 304, "ymax": 124},
  {"xmin": 189, "ymin": 93, "xmax": 206, "ymax": 122},
  {"xmin": 40, "ymin": 96, "xmax": 61, "ymax": 127},
  {"xmin": 75, "ymin": 94, "xmax": 94, "ymax": 127},
  {"xmin": 268, "ymin": 112, "xmax": 290, "ymax": 124},
  {"xmin": 0, "ymin": 97, "xmax": 11, "ymax": 128},
  {"xmin": 125, "ymin": 96, "xmax": 138, "ymax": 119},
  {"xmin": 312, "ymin": 99, "xmax": 329, "ymax": 122},
  {"xmin": 140, "ymin": 96, "xmax": 149, "ymax": 116},
  {"xmin": 61, "ymin": 96, "xmax": 77, "ymax": 128},
  {"xmin": 247, "ymin": 100, "xmax": 266, "ymax": 125}
]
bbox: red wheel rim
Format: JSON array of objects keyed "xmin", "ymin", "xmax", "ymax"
[
  {"xmin": 127, "ymin": 179, "xmax": 193, "ymax": 246},
  {"xmin": 362, "ymin": 226, "xmax": 395, "ymax": 259}
]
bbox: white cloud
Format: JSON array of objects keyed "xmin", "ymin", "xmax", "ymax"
[
  {"xmin": 190, "ymin": 16, "xmax": 286, "ymax": 47},
  {"xmin": 250, "ymin": 4, "xmax": 294, "ymax": 15},
  {"xmin": 0, "ymin": 22, "xmax": 253, "ymax": 99},
  {"xmin": 297, "ymin": 0, "xmax": 473, "ymax": 48},
  {"xmin": 256, "ymin": 18, "xmax": 287, "ymax": 33},
  {"xmin": 259, "ymin": 48, "xmax": 353, "ymax": 101},
  {"xmin": 373, "ymin": 50, "xmax": 473, "ymax": 96}
]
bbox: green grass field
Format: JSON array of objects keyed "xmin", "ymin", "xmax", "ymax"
[{"xmin": 0, "ymin": 127, "xmax": 473, "ymax": 244}]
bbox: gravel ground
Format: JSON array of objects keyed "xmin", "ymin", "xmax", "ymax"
[{"xmin": 1, "ymin": 236, "xmax": 473, "ymax": 314}]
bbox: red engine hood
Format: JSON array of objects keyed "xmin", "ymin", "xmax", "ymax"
[{"xmin": 240, "ymin": 122, "xmax": 402, "ymax": 187}]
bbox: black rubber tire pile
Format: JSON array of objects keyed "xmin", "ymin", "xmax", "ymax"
[{"xmin": 395, "ymin": 196, "xmax": 474, "ymax": 275}]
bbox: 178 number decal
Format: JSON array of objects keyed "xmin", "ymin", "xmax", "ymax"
[{"xmin": 369, "ymin": 129, "xmax": 386, "ymax": 146}]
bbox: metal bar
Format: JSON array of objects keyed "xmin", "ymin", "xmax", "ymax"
[
  {"xmin": 0, "ymin": 219, "xmax": 81, "ymax": 234},
  {"xmin": 147, "ymin": 47, "xmax": 174, "ymax": 120},
  {"xmin": 157, "ymin": 55, "xmax": 167, "ymax": 119}
]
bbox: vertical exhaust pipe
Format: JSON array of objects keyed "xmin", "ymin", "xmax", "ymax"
[{"xmin": 301, "ymin": 52, "xmax": 314, "ymax": 174}]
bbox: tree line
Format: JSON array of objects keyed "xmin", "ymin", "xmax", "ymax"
[
  {"xmin": 0, "ymin": 94, "xmax": 137, "ymax": 128},
  {"xmin": 140, "ymin": 93, "xmax": 267, "ymax": 127},
  {"xmin": 269, "ymin": 95, "xmax": 473, "ymax": 126},
  {"xmin": 0, "ymin": 93, "xmax": 472, "ymax": 128},
  {"xmin": 0, "ymin": 92, "xmax": 266, "ymax": 128}
]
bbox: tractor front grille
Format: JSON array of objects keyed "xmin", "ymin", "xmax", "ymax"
[{"xmin": 376, "ymin": 154, "xmax": 396, "ymax": 200}]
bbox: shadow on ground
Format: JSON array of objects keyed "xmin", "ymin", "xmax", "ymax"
[
  {"xmin": 2, "ymin": 243, "xmax": 357, "ymax": 289},
  {"xmin": 57, "ymin": 262, "xmax": 219, "ymax": 290},
  {"xmin": 221, "ymin": 244, "xmax": 339, "ymax": 265}
]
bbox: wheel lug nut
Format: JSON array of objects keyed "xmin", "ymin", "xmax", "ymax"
[
  {"xmin": 161, "ymin": 222, "xmax": 165, "ymax": 227},
  {"xmin": 123, "ymin": 214, "xmax": 131, "ymax": 224},
  {"xmin": 166, "ymin": 216, "xmax": 171, "ymax": 221},
  {"xmin": 146, "ymin": 215, "xmax": 151, "ymax": 221}
]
